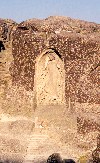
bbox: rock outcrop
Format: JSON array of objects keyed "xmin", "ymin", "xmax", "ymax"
[
  {"xmin": 0, "ymin": 16, "xmax": 100, "ymax": 162},
  {"xmin": 0, "ymin": 18, "xmax": 17, "ymax": 41},
  {"xmin": 11, "ymin": 16, "xmax": 100, "ymax": 104},
  {"xmin": 0, "ymin": 19, "xmax": 17, "ymax": 112}
]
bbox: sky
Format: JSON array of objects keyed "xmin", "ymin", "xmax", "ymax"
[{"xmin": 0, "ymin": 0, "xmax": 100, "ymax": 23}]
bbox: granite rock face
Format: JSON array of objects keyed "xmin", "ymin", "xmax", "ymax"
[
  {"xmin": 11, "ymin": 16, "xmax": 100, "ymax": 104},
  {"xmin": 0, "ymin": 18, "xmax": 17, "ymax": 41},
  {"xmin": 0, "ymin": 16, "xmax": 100, "ymax": 162},
  {"xmin": 0, "ymin": 18, "xmax": 17, "ymax": 90}
]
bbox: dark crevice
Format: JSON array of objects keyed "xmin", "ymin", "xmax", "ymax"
[
  {"xmin": 30, "ymin": 25, "xmax": 38, "ymax": 31},
  {"xmin": 0, "ymin": 41, "xmax": 5, "ymax": 52},
  {"xmin": 18, "ymin": 25, "xmax": 38, "ymax": 32},
  {"xmin": 17, "ymin": 26, "xmax": 29, "ymax": 30},
  {"xmin": 49, "ymin": 48, "xmax": 62, "ymax": 59},
  {"xmin": 90, "ymin": 62, "xmax": 100, "ymax": 73}
]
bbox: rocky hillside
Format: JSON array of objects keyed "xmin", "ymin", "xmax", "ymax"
[
  {"xmin": 12, "ymin": 16, "xmax": 100, "ymax": 104},
  {"xmin": 0, "ymin": 16, "xmax": 100, "ymax": 162},
  {"xmin": 26, "ymin": 16, "xmax": 100, "ymax": 38},
  {"xmin": 0, "ymin": 19, "xmax": 16, "ymax": 113}
]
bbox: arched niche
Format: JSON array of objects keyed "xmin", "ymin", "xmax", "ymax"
[{"xmin": 34, "ymin": 49, "xmax": 65, "ymax": 105}]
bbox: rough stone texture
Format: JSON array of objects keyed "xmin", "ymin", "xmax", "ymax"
[
  {"xmin": 0, "ymin": 18, "xmax": 17, "ymax": 41},
  {"xmin": 11, "ymin": 16, "xmax": 100, "ymax": 104},
  {"xmin": 0, "ymin": 19, "xmax": 17, "ymax": 103},
  {"xmin": 0, "ymin": 16, "xmax": 100, "ymax": 162},
  {"xmin": 35, "ymin": 49, "xmax": 65, "ymax": 105}
]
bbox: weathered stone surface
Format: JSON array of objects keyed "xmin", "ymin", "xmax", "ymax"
[
  {"xmin": 0, "ymin": 19, "xmax": 17, "ymax": 111},
  {"xmin": 34, "ymin": 49, "xmax": 65, "ymax": 105},
  {"xmin": 11, "ymin": 16, "xmax": 100, "ymax": 104},
  {"xmin": 0, "ymin": 16, "xmax": 100, "ymax": 162},
  {"xmin": 0, "ymin": 18, "xmax": 17, "ymax": 41}
]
